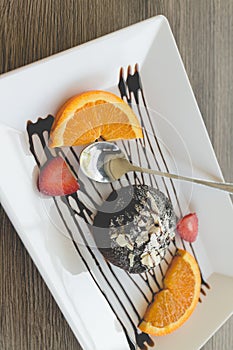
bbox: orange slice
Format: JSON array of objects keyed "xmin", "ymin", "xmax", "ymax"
[
  {"xmin": 139, "ymin": 249, "xmax": 201, "ymax": 336},
  {"xmin": 49, "ymin": 90, "xmax": 143, "ymax": 147}
]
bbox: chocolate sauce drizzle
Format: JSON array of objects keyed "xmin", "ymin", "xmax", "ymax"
[
  {"xmin": 119, "ymin": 64, "xmax": 210, "ymax": 292},
  {"xmin": 26, "ymin": 66, "xmax": 210, "ymax": 350},
  {"xmin": 27, "ymin": 117, "xmax": 153, "ymax": 350}
]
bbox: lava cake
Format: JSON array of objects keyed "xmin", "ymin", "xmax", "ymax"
[{"xmin": 93, "ymin": 185, "xmax": 176, "ymax": 273}]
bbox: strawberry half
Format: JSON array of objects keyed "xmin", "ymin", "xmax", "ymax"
[
  {"xmin": 38, "ymin": 156, "xmax": 79, "ymax": 196},
  {"xmin": 176, "ymin": 213, "xmax": 198, "ymax": 243}
]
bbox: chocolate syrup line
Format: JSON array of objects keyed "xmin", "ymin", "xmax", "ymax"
[
  {"xmin": 136, "ymin": 86, "xmax": 187, "ymax": 253},
  {"xmin": 119, "ymin": 86, "xmax": 154, "ymax": 188},
  {"xmin": 180, "ymin": 239, "xmax": 186, "ymax": 250},
  {"xmin": 65, "ymin": 193, "xmax": 91, "ymax": 225},
  {"xmin": 132, "ymin": 72, "xmax": 202, "ymax": 291},
  {"xmin": 139, "ymin": 273, "xmax": 154, "ymax": 295},
  {"xmin": 135, "ymin": 140, "xmax": 145, "ymax": 185},
  {"xmin": 122, "ymin": 141, "xmax": 142, "ymax": 185},
  {"xmin": 41, "ymin": 140, "xmax": 51, "ymax": 161},
  {"xmin": 52, "ymin": 147, "xmax": 94, "ymax": 224},
  {"xmin": 161, "ymin": 256, "xmax": 169, "ymax": 265},
  {"xmin": 72, "ymin": 141, "xmax": 156, "ymax": 327},
  {"xmin": 125, "ymin": 70, "xmax": 175, "ymax": 210},
  {"xmin": 148, "ymin": 270, "xmax": 161, "ymax": 291},
  {"xmin": 27, "ymin": 121, "xmax": 94, "ymax": 227},
  {"xmin": 200, "ymin": 288, "xmax": 206, "ymax": 296},
  {"xmin": 119, "ymin": 70, "xmax": 169, "ymax": 282},
  {"xmin": 60, "ymin": 197, "xmax": 153, "ymax": 349},
  {"xmin": 167, "ymin": 247, "xmax": 174, "ymax": 257},
  {"xmin": 119, "ymin": 70, "xmax": 158, "ymax": 191},
  {"xmin": 149, "ymin": 250, "xmax": 168, "ymax": 281},
  {"xmin": 69, "ymin": 147, "xmax": 103, "ymax": 203},
  {"xmin": 68, "ymin": 138, "xmax": 155, "ymax": 327},
  {"xmin": 116, "ymin": 175, "xmax": 124, "ymax": 188},
  {"xmin": 121, "ymin": 66, "xmax": 180, "ymax": 214},
  {"xmin": 173, "ymin": 239, "xmax": 178, "ymax": 249},
  {"xmin": 122, "ymin": 137, "xmax": 144, "ymax": 186},
  {"xmin": 59, "ymin": 149, "xmax": 97, "ymax": 209},
  {"xmin": 110, "ymin": 182, "xmax": 116, "ymax": 193},
  {"xmin": 108, "ymin": 150, "xmax": 157, "ymax": 300},
  {"xmin": 138, "ymin": 86, "xmax": 208, "ymax": 279},
  {"xmin": 70, "ymin": 147, "xmax": 102, "ymax": 201},
  {"xmin": 138, "ymin": 114, "xmax": 166, "ymax": 193},
  {"xmin": 127, "ymin": 141, "xmax": 143, "ymax": 185},
  {"xmin": 155, "ymin": 249, "xmax": 169, "ymax": 266},
  {"xmin": 77, "ymin": 170, "xmax": 155, "ymax": 338},
  {"xmin": 114, "ymin": 142, "xmax": 133, "ymax": 184},
  {"xmin": 113, "ymin": 138, "xmax": 162, "ymax": 297},
  {"xmin": 158, "ymin": 264, "xmax": 164, "ymax": 280},
  {"xmin": 140, "ymin": 82, "xmax": 210, "ymax": 291},
  {"xmin": 121, "ymin": 73, "xmax": 173, "ymax": 225},
  {"xmin": 27, "ymin": 117, "xmax": 154, "ymax": 350},
  {"xmin": 60, "ymin": 196, "xmax": 153, "ymax": 350},
  {"xmin": 112, "ymin": 169, "xmax": 161, "ymax": 299},
  {"xmin": 27, "ymin": 129, "xmax": 40, "ymax": 166},
  {"xmin": 140, "ymin": 88, "xmax": 183, "ymax": 217},
  {"xmin": 27, "ymin": 116, "xmax": 54, "ymax": 166},
  {"xmin": 120, "ymin": 70, "xmax": 176, "ymax": 292},
  {"xmin": 138, "ymin": 139, "xmax": 156, "ymax": 188},
  {"xmin": 120, "ymin": 66, "xmax": 210, "ymax": 292},
  {"xmin": 107, "ymin": 262, "xmax": 141, "ymax": 321},
  {"xmin": 53, "ymin": 197, "xmax": 136, "ymax": 350},
  {"xmin": 126, "ymin": 273, "xmax": 150, "ymax": 304}
]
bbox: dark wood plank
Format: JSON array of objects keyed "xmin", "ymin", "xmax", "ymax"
[{"xmin": 0, "ymin": 0, "xmax": 232, "ymax": 349}]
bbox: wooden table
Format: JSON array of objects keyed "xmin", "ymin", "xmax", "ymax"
[{"xmin": 0, "ymin": 1, "xmax": 232, "ymax": 349}]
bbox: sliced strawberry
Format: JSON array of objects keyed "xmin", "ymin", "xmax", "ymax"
[
  {"xmin": 38, "ymin": 157, "xmax": 79, "ymax": 196},
  {"xmin": 176, "ymin": 213, "xmax": 198, "ymax": 243}
]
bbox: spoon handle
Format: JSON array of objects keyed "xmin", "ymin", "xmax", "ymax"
[{"xmin": 130, "ymin": 164, "xmax": 233, "ymax": 194}]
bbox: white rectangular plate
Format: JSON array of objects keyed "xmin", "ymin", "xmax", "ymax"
[{"xmin": 0, "ymin": 16, "xmax": 233, "ymax": 350}]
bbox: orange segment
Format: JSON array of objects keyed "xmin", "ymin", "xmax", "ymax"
[
  {"xmin": 49, "ymin": 90, "xmax": 143, "ymax": 147},
  {"xmin": 139, "ymin": 249, "xmax": 201, "ymax": 336}
]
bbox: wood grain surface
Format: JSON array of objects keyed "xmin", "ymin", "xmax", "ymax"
[{"xmin": 0, "ymin": 0, "xmax": 233, "ymax": 349}]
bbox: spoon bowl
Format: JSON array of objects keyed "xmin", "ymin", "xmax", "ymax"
[{"xmin": 80, "ymin": 141, "xmax": 126, "ymax": 183}]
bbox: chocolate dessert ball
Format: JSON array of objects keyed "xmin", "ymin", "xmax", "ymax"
[{"xmin": 93, "ymin": 185, "xmax": 176, "ymax": 274}]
